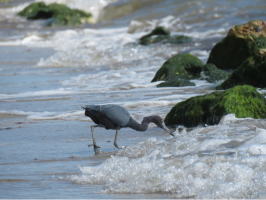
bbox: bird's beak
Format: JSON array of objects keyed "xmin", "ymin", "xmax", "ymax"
[{"xmin": 162, "ymin": 123, "xmax": 175, "ymax": 137}]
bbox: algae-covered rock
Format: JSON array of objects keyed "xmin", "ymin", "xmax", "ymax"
[
  {"xmin": 140, "ymin": 26, "xmax": 170, "ymax": 39},
  {"xmin": 152, "ymin": 55, "xmax": 228, "ymax": 87},
  {"xmin": 18, "ymin": 2, "xmax": 93, "ymax": 26},
  {"xmin": 217, "ymin": 49, "xmax": 266, "ymax": 89},
  {"xmin": 165, "ymin": 85, "xmax": 266, "ymax": 127},
  {"xmin": 151, "ymin": 53, "xmax": 204, "ymax": 82},
  {"xmin": 139, "ymin": 26, "xmax": 192, "ymax": 45},
  {"xmin": 207, "ymin": 20, "xmax": 266, "ymax": 69},
  {"xmin": 157, "ymin": 79, "xmax": 196, "ymax": 87},
  {"xmin": 200, "ymin": 64, "xmax": 230, "ymax": 83}
]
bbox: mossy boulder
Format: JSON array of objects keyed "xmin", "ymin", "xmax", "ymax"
[
  {"xmin": 207, "ymin": 20, "xmax": 266, "ymax": 69},
  {"xmin": 18, "ymin": 2, "xmax": 94, "ymax": 26},
  {"xmin": 200, "ymin": 64, "xmax": 230, "ymax": 83},
  {"xmin": 139, "ymin": 26, "xmax": 192, "ymax": 45},
  {"xmin": 152, "ymin": 54, "xmax": 228, "ymax": 87},
  {"xmin": 157, "ymin": 79, "xmax": 196, "ymax": 87},
  {"xmin": 151, "ymin": 53, "xmax": 204, "ymax": 82},
  {"xmin": 217, "ymin": 49, "xmax": 266, "ymax": 89},
  {"xmin": 165, "ymin": 85, "xmax": 266, "ymax": 127}
]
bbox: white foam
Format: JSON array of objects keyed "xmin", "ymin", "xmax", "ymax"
[
  {"xmin": 0, "ymin": 88, "xmax": 75, "ymax": 99},
  {"xmin": 128, "ymin": 15, "xmax": 227, "ymax": 39},
  {"xmin": 128, "ymin": 15, "xmax": 181, "ymax": 33},
  {"xmin": 122, "ymin": 100, "xmax": 175, "ymax": 110},
  {"xmin": 0, "ymin": 110, "xmax": 38, "ymax": 116},
  {"xmin": 0, "ymin": 109, "xmax": 87, "ymax": 121},
  {"xmin": 30, "ymin": 27, "xmax": 159, "ymax": 68},
  {"xmin": 0, "ymin": 2, "xmax": 30, "ymax": 16},
  {"xmin": 27, "ymin": 110, "xmax": 86, "ymax": 121},
  {"xmin": 190, "ymin": 79, "xmax": 213, "ymax": 86},
  {"xmin": 237, "ymin": 129, "xmax": 266, "ymax": 155},
  {"xmin": 21, "ymin": 35, "xmax": 43, "ymax": 44},
  {"xmin": 59, "ymin": 67, "xmax": 153, "ymax": 90},
  {"xmin": 69, "ymin": 116, "xmax": 266, "ymax": 198},
  {"xmin": 184, "ymin": 28, "xmax": 227, "ymax": 39},
  {"xmin": 219, "ymin": 114, "xmax": 254, "ymax": 125},
  {"xmin": 190, "ymin": 50, "xmax": 210, "ymax": 61}
]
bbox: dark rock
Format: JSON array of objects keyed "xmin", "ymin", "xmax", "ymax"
[
  {"xmin": 165, "ymin": 85, "xmax": 266, "ymax": 127},
  {"xmin": 207, "ymin": 20, "xmax": 266, "ymax": 69},
  {"xmin": 139, "ymin": 26, "xmax": 192, "ymax": 45},
  {"xmin": 141, "ymin": 26, "xmax": 170, "ymax": 38},
  {"xmin": 217, "ymin": 49, "xmax": 266, "ymax": 89}
]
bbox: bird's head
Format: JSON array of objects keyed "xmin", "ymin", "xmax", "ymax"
[
  {"xmin": 142, "ymin": 115, "xmax": 162, "ymax": 126},
  {"xmin": 142, "ymin": 115, "xmax": 174, "ymax": 137}
]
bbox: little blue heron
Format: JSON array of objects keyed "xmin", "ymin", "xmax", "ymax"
[{"xmin": 82, "ymin": 104, "xmax": 174, "ymax": 154}]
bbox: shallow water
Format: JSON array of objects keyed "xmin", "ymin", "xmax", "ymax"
[{"xmin": 1, "ymin": 0, "xmax": 266, "ymax": 198}]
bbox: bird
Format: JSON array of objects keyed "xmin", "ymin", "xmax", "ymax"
[{"xmin": 82, "ymin": 104, "xmax": 175, "ymax": 154}]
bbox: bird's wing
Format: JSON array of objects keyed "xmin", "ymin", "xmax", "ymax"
[
  {"xmin": 102, "ymin": 105, "xmax": 131, "ymax": 127},
  {"xmin": 83, "ymin": 105, "xmax": 131, "ymax": 127}
]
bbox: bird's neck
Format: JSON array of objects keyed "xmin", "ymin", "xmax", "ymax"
[{"xmin": 126, "ymin": 117, "xmax": 149, "ymax": 132}]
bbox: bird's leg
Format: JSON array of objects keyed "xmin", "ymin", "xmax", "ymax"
[
  {"xmin": 88, "ymin": 125, "xmax": 101, "ymax": 154},
  {"xmin": 114, "ymin": 127, "xmax": 126, "ymax": 149}
]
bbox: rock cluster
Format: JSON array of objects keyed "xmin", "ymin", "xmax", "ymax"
[{"xmin": 147, "ymin": 20, "xmax": 266, "ymax": 127}]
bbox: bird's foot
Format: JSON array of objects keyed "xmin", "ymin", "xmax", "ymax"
[
  {"xmin": 88, "ymin": 144, "xmax": 101, "ymax": 154},
  {"xmin": 88, "ymin": 144, "xmax": 100, "ymax": 148},
  {"xmin": 114, "ymin": 143, "xmax": 126, "ymax": 149}
]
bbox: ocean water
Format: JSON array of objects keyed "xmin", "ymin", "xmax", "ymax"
[{"xmin": 1, "ymin": 0, "xmax": 266, "ymax": 198}]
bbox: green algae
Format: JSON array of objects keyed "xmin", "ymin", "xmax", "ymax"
[
  {"xmin": 18, "ymin": 2, "xmax": 93, "ymax": 26},
  {"xmin": 151, "ymin": 53, "xmax": 204, "ymax": 82},
  {"xmin": 165, "ymin": 85, "xmax": 266, "ymax": 127},
  {"xmin": 152, "ymin": 55, "xmax": 228, "ymax": 87}
]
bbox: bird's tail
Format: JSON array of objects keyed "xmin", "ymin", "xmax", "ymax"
[{"xmin": 81, "ymin": 106, "xmax": 86, "ymax": 109}]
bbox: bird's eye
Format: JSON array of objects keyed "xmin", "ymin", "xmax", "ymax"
[{"xmin": 144, "ymin": 116, "xmax": 149, "ymax": 120}]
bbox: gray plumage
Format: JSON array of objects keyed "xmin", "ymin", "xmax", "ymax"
[
  {"xmin": 83, "ymin": 104, "xmax": 174, "ymax": 154},
  {"xmin": 83, "ymin": 105, "xmax": 130, "ymax": 128}
]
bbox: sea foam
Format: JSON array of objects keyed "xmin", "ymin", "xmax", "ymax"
[{"xmin": 69, "ymin": 115, "xmax": 266, "ymax": 198}]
